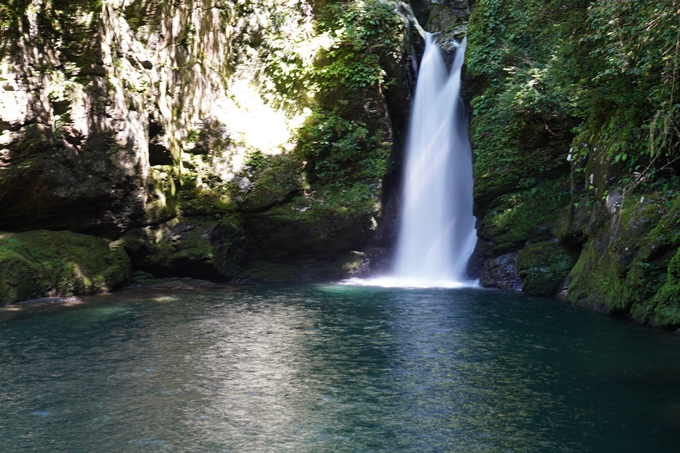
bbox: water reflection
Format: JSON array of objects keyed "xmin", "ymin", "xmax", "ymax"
[
  {"xmin": 0, "ymin": 285, "xmax": 680, "ymax": 452},
  {"xmin": 189, "ymin": 297, "xmax": 317, "ymax": 449}
]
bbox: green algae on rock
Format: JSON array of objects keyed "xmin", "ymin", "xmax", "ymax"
[
  {"xmin": 517, "ymin": 241, "xmax": 578, "ymax": 297},
  {"xmin": 567, "ymin": 192, "xmax": 680, "ymax": 325},
  {"xmin": 122, "ymin": 216, "xmax": 248, "ymax": 281},
  {"xmin": 0, "ymin": 230, "xmax": 130, "ymax": 305}
]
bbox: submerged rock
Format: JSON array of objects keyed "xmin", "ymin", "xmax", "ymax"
[
  {"xmin": 15, "ymin": 296, "xmax": 86, "ymax": 307},
  {"xmin": 236, "ymin": 251, "xmax": 365, "ymax": 282},
  {"xmin": 128, "ymin": 271, "xmax": 216, "ymax": 289}
]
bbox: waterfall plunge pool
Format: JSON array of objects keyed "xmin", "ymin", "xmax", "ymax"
[{"xmin": 1, "ymin": 284, "xmax": 680, "ymax": 452}]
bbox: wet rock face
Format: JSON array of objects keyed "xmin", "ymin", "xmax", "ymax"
[
  {"xmin": 243, "ymin": 207, "xmax": 374, "ymax": 260},
  {"xmin": 410, "ymin": 0, "xmax": 471, "ymax": 27},
  {"xmin": 479, "ymin": 252, "xmax": 523, "ymax": 292},
  {"xmin": 0, "ymin": 127, "xmax": 151, "ymax": 236},
  {"xmin": 426, "ymin": 4, "xmax": 462, "ymax": 32},
  {"xmin": 121, "ymin": 214, "xmax": 371, "ymax": 283},
  {"xmin": 354, "ymin": 246, "xmax": 392, "ymax": 278},
  {"xmin": 234, "ymin": 156, "xmax": 302, "ymax": 213},
  {"xmin": 0, "ymin": 0, "xmax": 418, "ymax": 287},
  {"xmin": 565, "ymin": 191, "xmax": 680, "ymax": 326}
]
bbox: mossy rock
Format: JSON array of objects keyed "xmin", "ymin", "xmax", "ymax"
[
  {"xmin": 123, "ymin": 216, "xmax": 248, "ymax": 280},
  {"xmin": 480, "ymin": 176, "xmax": 570, "ymax": 253},
  {"xmin": 648, "ymin": 248, "xmax": 680, "ymax": 327},
  {"xmin": 0, "ymin": 230, "xmax": 131, "ymax": 304},
  {"xmin": 244, "ymin": 202, "xmax": 374, "ymax": 259},
  {"xmin": 551, "ymin": 205, "xmax": 581, "ymax": 244},
  {"xmin": 237, "ymin": 251, "xmax": 364, "ymax": 282},
  {"xmin": 517, "ymin": 241, "xmax": 579, "ymax": 297},
  {"xmin": 568, "ymin": 235, "xmax": 625, "ymax": 312},
  {"xmin": 425, "ymin": 4, "xmax": 462, "ymax": 33},
  {"xmin": 567, "ymin": 192, "xmax": 680, "ymax": 321},
  {"xmin": 479, "ymin": 252, "xmax": 523, "ymax": 291},
  {"xmin": 236, "ymin": 155, "xmax": 301, "ymax": 212}
]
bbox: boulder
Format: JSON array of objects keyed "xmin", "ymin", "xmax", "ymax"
[
  {"xmin": 516, "ymin": 241, "xmax": 579, "ymax": 297},
  {"xmin": 0, "ymin": 230, "xmax": 130, "ymax": 304},
  {"xmin": 244, "ymin": 204, "xmax": 374, "ymax": 259},
  {"xmin": 122, "ymin": 217, "xmax": 248, "ymax": 280},
  {"xmin": 480, "ymin": 252, "xmax": 523, "ymax": 291}
]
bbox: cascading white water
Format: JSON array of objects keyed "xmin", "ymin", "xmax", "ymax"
[{"xmin": 392, "ymin": 33, "xmax": 477, "ymax": 284}]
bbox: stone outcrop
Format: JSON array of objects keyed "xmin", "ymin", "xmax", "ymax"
[
  {"xmin": 0, "ymin": 230, "xmax": 130, "ymax": 304},
  {"xmin": 479, "ymin": 252, "xmax": 522, "ymax": 292},
  {"xmin": 122, "ymin": 216, "xmax": 248, "ymax": 280},
  {"xmin": 0, "ymin": 0, "xmax": 233, "ymax": 236},
  {"xmin": 516, "ymin": 241, "xmax": 578, "ymax": 297}
]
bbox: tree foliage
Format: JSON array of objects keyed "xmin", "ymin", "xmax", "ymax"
[
  {"xmin": 467, "ymin": 0, "xmax": 680, "ymax": 184},
  {"xmin": 283, "ymin": 0, "xmax": 405, "ymax": 187}
]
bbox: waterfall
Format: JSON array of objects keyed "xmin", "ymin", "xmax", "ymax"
[{"xmin": 392, "ymin": 34, "xmax": 477, "ymax": 284}]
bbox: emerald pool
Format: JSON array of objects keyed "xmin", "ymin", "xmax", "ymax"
[{"xmin": 1, "ymin": 284, "xmax": 679, "ymax": 452}]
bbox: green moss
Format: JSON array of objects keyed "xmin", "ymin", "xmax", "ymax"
[
  {"xmin": 481, "ymin": 176, "xmax": 570, "ymax": 253},
  {"xmin": 566, "ymin": 190, "xmax": 680, "ymax": 324},
  {"xmin": 0, "ymin": 230, "xmax": 131, "ymax": 304},
  {"xmin": 179, "ymin": 188, "xmax": 235, "ymax": 216},
  {"xmin": 650, "ymin": 248, "xmax": 680, "ymax": 326},
  {"xmin": 123, "ymin": 216, "xmax": 247, "ymax": 280},
  {"xmin": 244, "ymin": 189, "xmax": 375, "ymax": 258},
  {"xmin": 517, "ymin": 241, "xmax": 578, "ymax": 297},
  {"xmin": 567, "ymin": 236, "xmax": 629, "ymax": 311},
  {"xmin": 624, "ymin": 193, "xmax": 680, "ymax": 326},
  {"xmin": 237, "ymin": 154, "xmax": 302, "ymax": 212}
]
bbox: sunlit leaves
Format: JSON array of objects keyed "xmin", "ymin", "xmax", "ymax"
[
  {"xmin": 296, "ymin": 109, "xmax": 390, "ymax": 184},
  {"xmin": 311, "ymin": 0, "xmax": 403, "ymax": 92}
]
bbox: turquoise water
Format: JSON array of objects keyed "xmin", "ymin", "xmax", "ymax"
[{"xmin": 1, "ymin": 284, "xmax": 680, "ymax": 452}]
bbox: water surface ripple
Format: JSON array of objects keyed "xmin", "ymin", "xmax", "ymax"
[{"xmin": 1, "ymin": 285, "xmax": 679, "ymax": 452}]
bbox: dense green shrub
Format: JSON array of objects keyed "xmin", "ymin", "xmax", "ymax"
[
  {"xmin": 468, "ymin": 0, "xmax": 680, "ymax": 178},
  {"xmin": 296, "ymin": 109, "xmax": 390, "ymax": 184}
]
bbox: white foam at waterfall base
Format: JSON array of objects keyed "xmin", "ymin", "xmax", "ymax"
[
  {"xmin": 340, "ymin": 276, "xmax": 478, "ymax": 289},
  {"xmin": 344, "ymin": 34, "xmax": 477, "ymax": 289}
]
